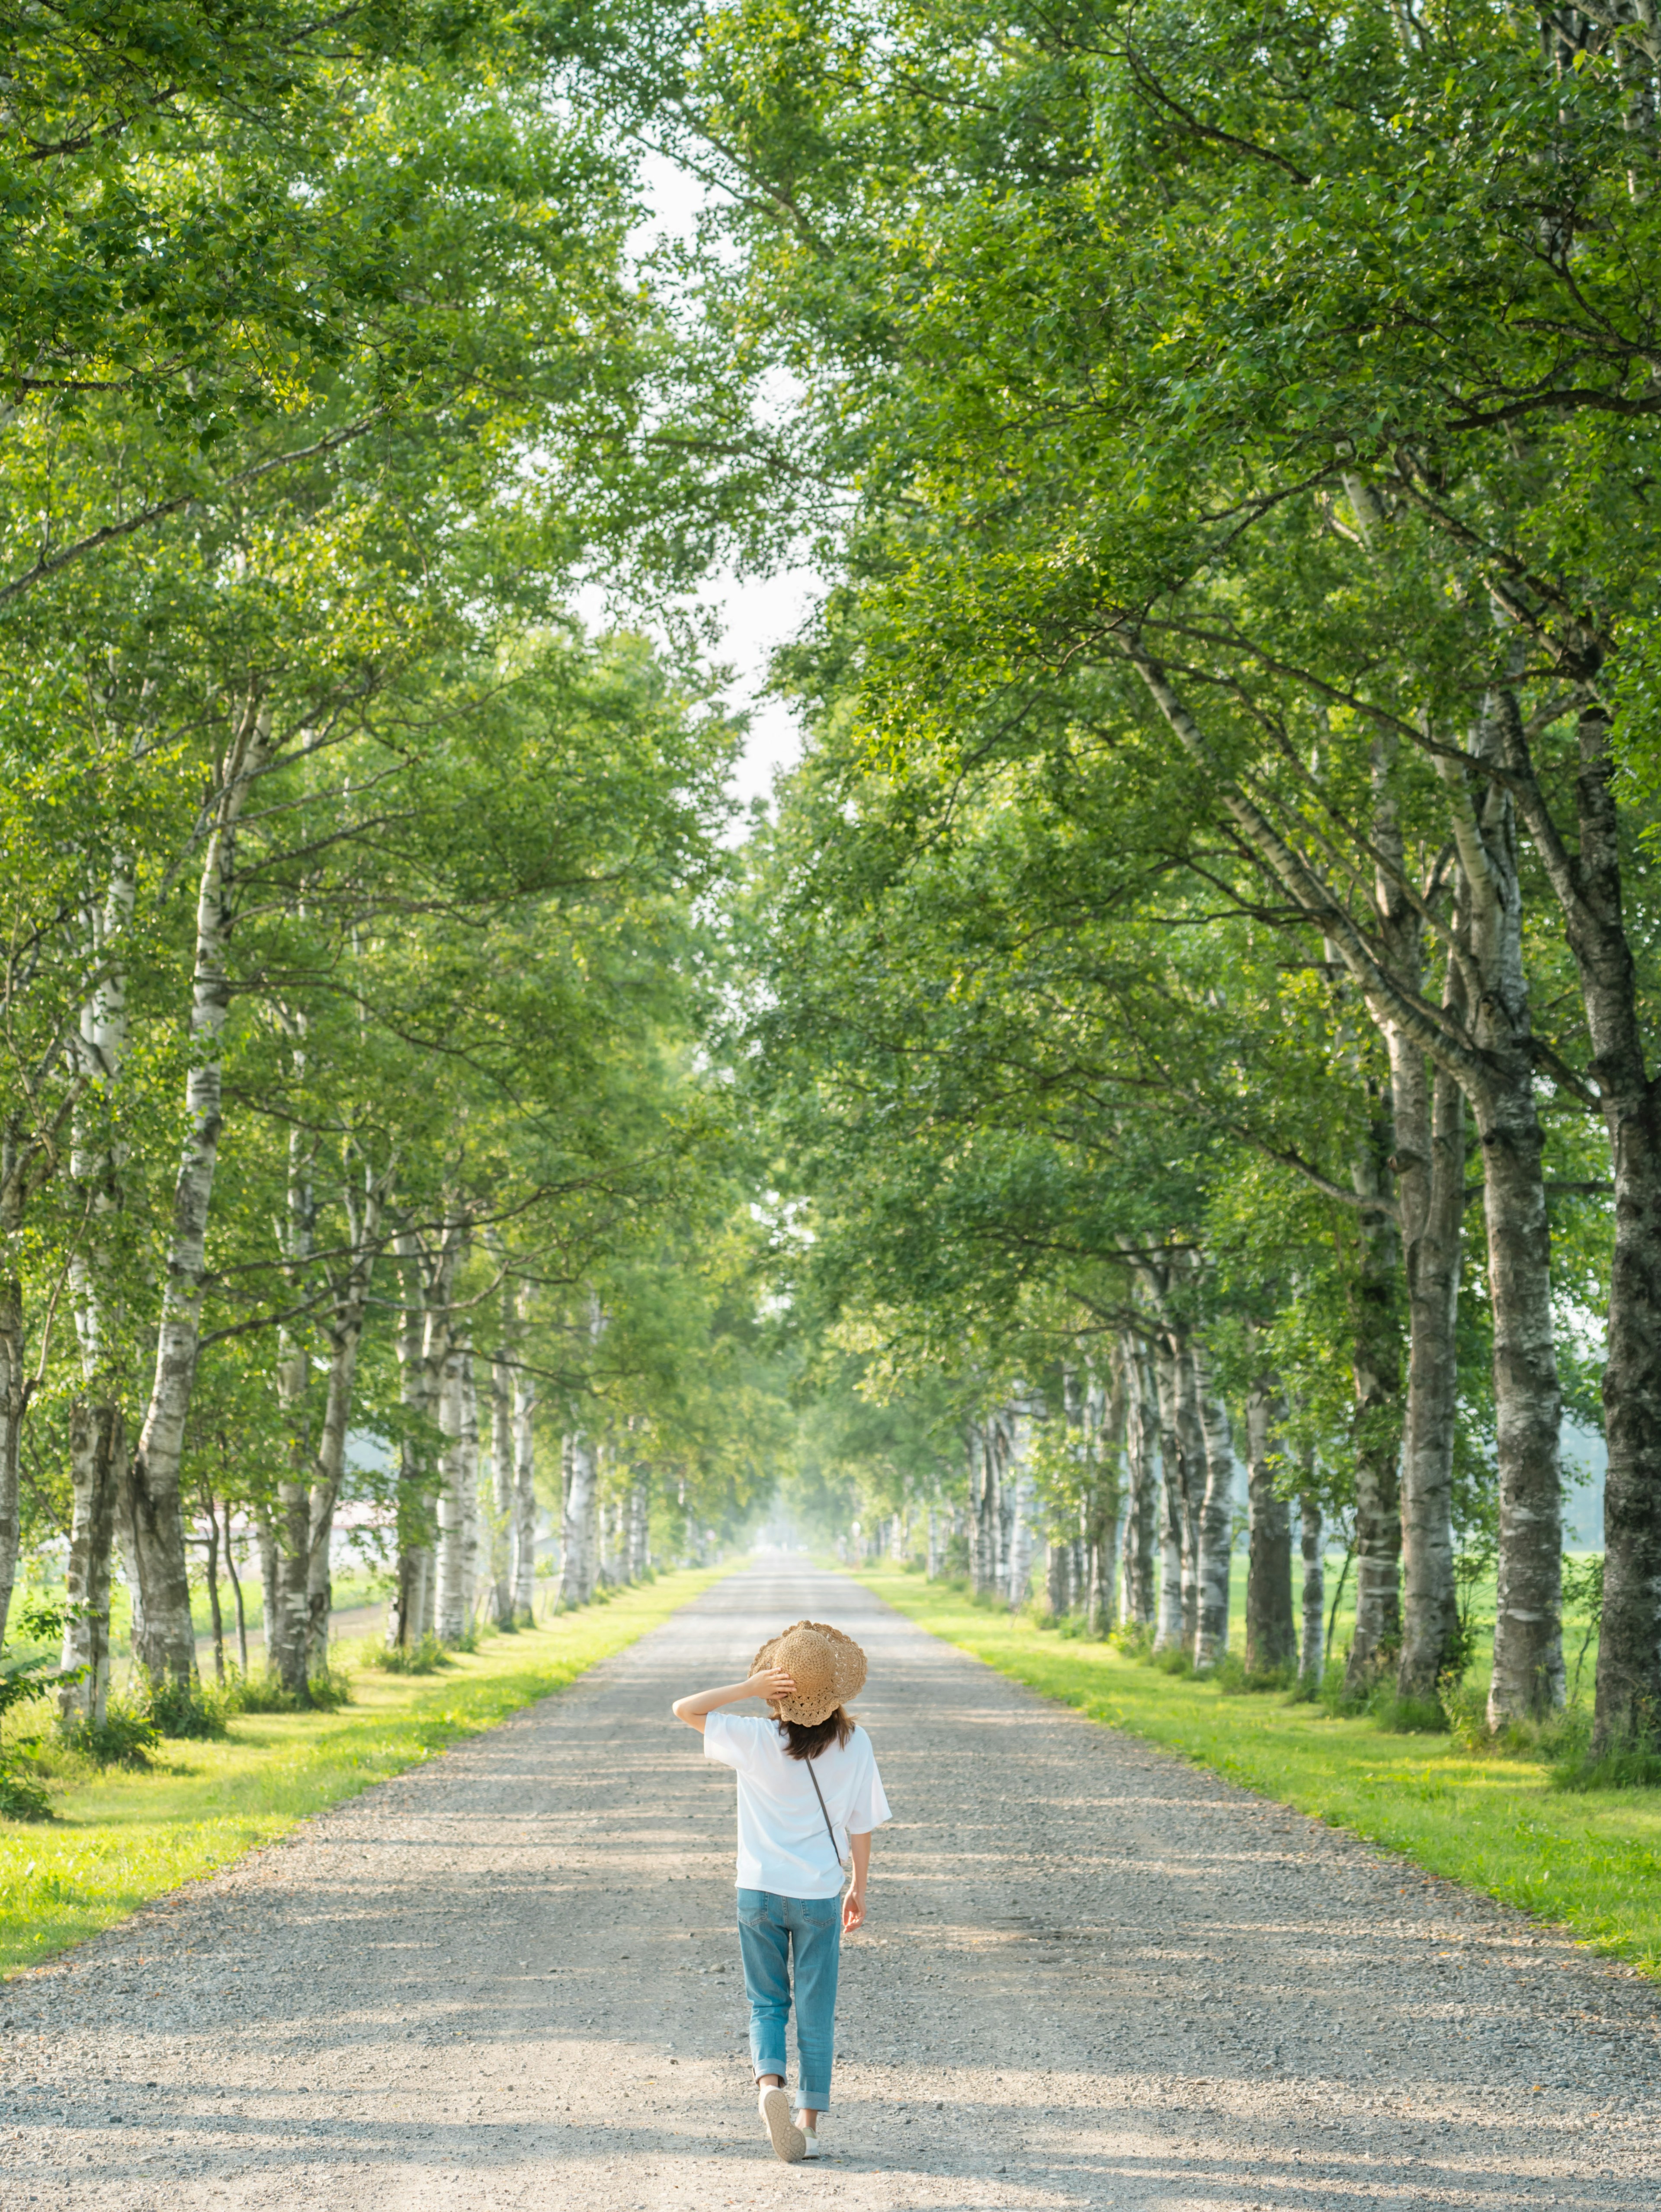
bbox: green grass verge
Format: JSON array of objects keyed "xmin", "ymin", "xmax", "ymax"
[
  {"xmin": 854, "ymin": 1565, "xmax": 1661, "ymax": 1977},
  {"xmin": 0, "ymin": 1566, "xmax": 726, "ymax": 1978}
]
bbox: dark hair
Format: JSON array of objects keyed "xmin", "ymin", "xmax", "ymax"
[{"xmin": 778, "ymin": 1707, "xmax": 854, "ymax": 1761}]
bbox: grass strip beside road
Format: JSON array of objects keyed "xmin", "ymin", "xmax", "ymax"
[
  {"xmin": 0, "ymin": 1567, "xmax": 725, "ymax": 1978},
  {"xmin": 856, "ymin": 1566, "xmax": 1661, "ymax": 1977}
]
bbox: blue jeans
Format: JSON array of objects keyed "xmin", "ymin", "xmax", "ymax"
[{"xmin": 736, "ymin": 1888, "xmax": 842, "ymax": 2110}]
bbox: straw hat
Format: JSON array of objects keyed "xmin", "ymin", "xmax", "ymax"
[{"xmin": 750, "ymin": 1619, "xmax": 867, "ymax": 1727}]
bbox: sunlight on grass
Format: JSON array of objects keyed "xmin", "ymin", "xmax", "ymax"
[
  {"xmin": 0, "ymin": 1567, "xmax": 725, "ymax": 1977},
  {"xmin": 857, "ymin": 1566, "xmax": 1661, "ymax": 1978}
]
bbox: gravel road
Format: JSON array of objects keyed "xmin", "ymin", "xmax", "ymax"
[{"xmin": 4, "ymin": 1557, "xmax": 1660, "ymax": 2211}]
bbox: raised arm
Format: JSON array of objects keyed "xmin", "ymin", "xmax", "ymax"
[{"xmin": 671, "ymin": 1668, "xmax": 797, "ymax": 1734}]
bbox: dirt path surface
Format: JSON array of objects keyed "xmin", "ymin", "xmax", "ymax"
[{"xmin": 5, "ymin": 1558, "xmax": 1660, "ymax": 2212}]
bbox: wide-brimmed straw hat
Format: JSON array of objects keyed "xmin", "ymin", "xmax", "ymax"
[{"xmin": 750, "ymin": 1619, "xmax": 867, "ymax": 1727}]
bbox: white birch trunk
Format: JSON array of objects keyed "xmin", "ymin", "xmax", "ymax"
[
  {"xmin": 128, "ymin": 701, "xmax": 276, "ymax": 1681},
  {"xmin": 1119, "ymin": 1334, "xmax": 1158, "ymax": 1630},
  {"xmin": 558, "ymin": 1432, "xmax": 599, "ymax": 1608},
  {"xmin": 490, "ymin": 1327, "xmax": 514, "ymax": 1628},
  {"xmin": 301, "ymin": 1163, "xmax": 387, "ymax": 1678},
  {"xmin": 1005, "ymin": 1400, "xmax": 1036, "ymax": 1607},
  {"xmin": 63, "ymin": 857, "xmax": 135, "ymax": 1690},
  {"xmin": 388, "ymin": 1216, "xmax": 461, "ymax": 1645},
  {"xmin": 458, "ymin": 1336, "xmax": 481, "ymax": 1625},
  {"xmin": 435, "ymin": 1338, "xmax": 467, "ymax": 1640},
  {"xmin": 1191, "ymin": 1341, "xmax": 1235, "ymax": 1670},
  {"xmin": 1151, "ymin": 1338, "xmax": 1186, "ymax": 1652},
  {"xmin": 1299, "ymin": 1486, "xmax": 1326, "ymax": 1690},
  {"xmin": 627, "ymin": 1468, "xmax": 649, "ymax": 1580},
  {"xmin": 58, "ymin": 1401, "xmax": 124, "ymax": 1724},
  {"xmin": 272, "ymin": 1122, "xmax": 317, "ymax": 1694},
  {"xmin": 510, "ymin": 1357, "xmax": 537, "ymax": 1619}
]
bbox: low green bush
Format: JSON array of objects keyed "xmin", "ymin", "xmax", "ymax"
[
  {"xmin": 0, "ymin": 1761, "xmax": 51, "ymax": 1822},
  {"xmin": 58, "ymin": 1702, "xmax": 160, "ymax": 1768},
  {"xmin": 143, "ymin": 1676, "xmax": 231, "ymax": 1739},
  {"xmin": 362, "ymin": 1633, "xmax": 454, "ymax": 1676},
  {"xmin": 226, "ymin": 1666, "xmax": 353, "ymax": 1713}
]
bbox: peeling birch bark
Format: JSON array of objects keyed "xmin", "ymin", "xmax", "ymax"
[
  {"xmin": 458, "ymin": 1335, "xmax": 480, "ymax": 1626},
  {"xmin": 1299, "ymin": 1485, "xmax": 1326, "ymax": 1689},
  {"xmin": 59, "ymin": 1402, "xmax": 124, "ymax": 1724},
  {"xmin": 1191, "ymin": 1341, "xmax": 1235, "ymax": 1669},
  {"xmin": 128, "ymin": 701, "xmax": 276, "ymax": 1683},
  {"xmin": 1394, "ymin": 1022, "xmax": 1466, "ymax": 1699},
  {"xmin": 435, "ymin": 1338, "xmax": 467, "ymax": 1640},
  {"xmin": 1344, "ymin": 1101, "xmax": 1404, "ymax": 1697},
  {"xmin": 1119, "ymin": 1334, "xmax": 1159, "ymax": 1630},
  {"xmin": 1152, "ymin": 1338, "xmax": 1186, "ymax": 1653},
  {"xmin": 490, "ymin": 1327, "xmax": 515, "ymax": 1628},
  {"xmin": 511, "ymin": 1356, "xmax": 537, "ymax": 1620},
  {"xmin": 64, "ymin": 854, "xmax": 136, "ymax": 1690},
  {"xmin": 1244, "ymin": 1372, "xmax": 1295, "ymax": 1677},
  {"xmin": 558, "ymin": 1431, "xmax": 598, "ymax": 1608},
  {"xmin": 301, "ymin": 1162, "xmax": 386, "ymax": 1680}
]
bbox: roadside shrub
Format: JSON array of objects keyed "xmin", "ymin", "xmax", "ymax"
[
  {"xmin": 1373, "ymin": 1692, "xmax": 1449, "ymax": 1735},
  {"xmin": 1555, "ymin": 1738, "xmax": 1661, "ymax": 1791},
  {"xmin": 366, "ymin": 1633, "xmax": 452, "ymax": 1677},
  {"xmin": 1216, "ymin": 1655, "xmax": 1297, "ymax": 1696},
  {"xmin": 1150, "ymin": 1645, "xmax": 1194, "ymax": 1677},
  {"xmin": 227, "ymin": 1666, "xmax": 353, "ymax": 1713},
  {"xmin": 1440, "ymin": 1677, "xmax": 1492, "ymax": 1750},
  {"xmin": 1108, "ymin": 1621, "xmax": 1153, "ymax": 1658},
  {"xmin": 143, "ymin": 1677, "xmax": 230, "ymax": 1740},
  {"xmin": 0, "ymin": 1760, "xmax": 51, "ymax": 1822},
  {"xmin": 58, "ymin": 1702, "xmax": 160, "ymax": 1768}
]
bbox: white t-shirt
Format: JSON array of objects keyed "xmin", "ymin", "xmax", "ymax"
[{"xmin": 704, "ymin": 1713, "xmax": 891, "ymax": 1899}]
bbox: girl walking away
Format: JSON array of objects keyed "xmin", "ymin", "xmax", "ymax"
[{"xmin": 672, "ymin": 1620, "xmax": 891, "ymax": 2163}]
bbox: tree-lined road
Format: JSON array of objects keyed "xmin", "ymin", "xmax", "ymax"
[{"xmin": 3, "ymin": 1562, "xmax": 1658, "ymax": 2210}]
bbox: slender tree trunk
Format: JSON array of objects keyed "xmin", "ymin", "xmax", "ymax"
[
  {"xmin": 1119, "ymin": 1333, "xmax": 1158, "ymax": 1630},
  {"xmin": 511, "ymin": 1355, "xmax": 537, "ymax": 1619},
  {"xmin": 222, "ymin": 1495, "xmax": 248, "ymax": 1675},
  {"xmin": 1344, "ymin": 1095, "xmax": 1404, "ymax": 1695},
  {"xmin": 1395, "ymin": 1029, "xmax": 1466, "ymax": 1698},
  {"xmin": 202, "ymin": 1493, "xmax": 226, "ymax": 1684},
  {"xmin": 1372, "ymin": 727, "xmax": 1465, "ymax": 1702},
  {"xmin": 1299, "ymin": 1485, "xmax": 1326, "ymax": 1690},
  {"xmin": 271, "ymin": 1128, "xmax": 316, "ymax": 1695},
  {"xmin": 303, "ymin": 1191, "xmax": 381, "ymax": 1681},
  {"xmin": 1152, "ymin": 1336, "xmax": 1186, "ymax": 1652},
  {"xmin": 1173, "ymin": 1338, "xmax": 1206, "ymax": 1650},
  {"xmin": 436, "ymin": 1337, "xmax": 467, "ymax": 1639},
  {"xmin": 457, "ymin": 1335, "xmax": 480, "ymax": 1626},
  {"xmin": 388, "ymin": 1216, "xmax": 459, "ymax": 1646},
  {"xmin": 628, "ymin": 1466, "xmax": 650, "ymax": 1579},
  {"xmin": 1005, "ymin": 1400, "xmax": 1036, "ymax": 1607},
  {"xmin": 58, "ymin": 1401, "xmax": 124, "ymax": 1724},
  {"xmin": 1191, "ymin": 1340, "xmax": 1235, "ymax": 1669},
  {"xmin": 1244, "ymin": 1373, "xmax": 1296, "ymax": 1677},
  {"xmin": 64, "ymin": 855, "xmax": 135, "ymax": 1699},
  {"xmin": 558, "ymin": 1432, "xmax": 598, "ymax": 1608},
  {"xmin": 257, "ymin": 1511, "xmax": 279, "ymax": 1673},
  {"xmin": 490, "ymin": 1324, "xmax": 515, "ymax": 1627},
  {"xmin": 128, "ymin": 701, "xmax": 276, "ymax": 1682}
]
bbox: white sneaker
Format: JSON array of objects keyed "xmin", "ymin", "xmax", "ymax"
[
  {"xmin": 798, "ymin": 2122, "xmax": 824, "ymax": 2159},
  {"xmin": 758, "ymin": 2083, "xmax": 805, "ymax": 2162}
]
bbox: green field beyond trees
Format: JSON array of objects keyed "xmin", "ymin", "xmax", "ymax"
[
  {"xmin": 860, "ymin": 1567, "xmax": 1661, "ymax": 1977},
  {"xmin": 0, "ymin": 1571, "xmax": 721, "ymax": 1979}
]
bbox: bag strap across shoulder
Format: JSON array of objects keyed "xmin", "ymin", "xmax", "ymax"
[{"xmin": 802, "ymin": 1749, "xmax": 853, "ymax": 1881}]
